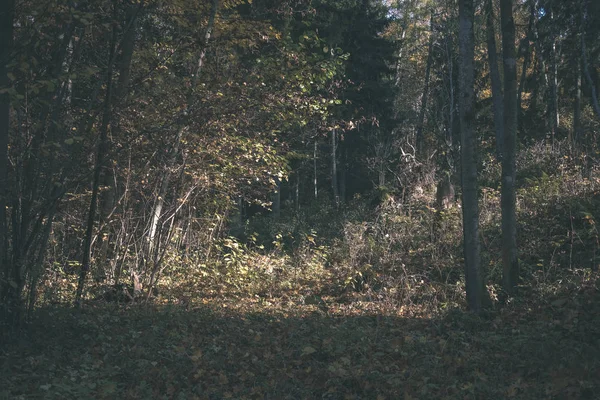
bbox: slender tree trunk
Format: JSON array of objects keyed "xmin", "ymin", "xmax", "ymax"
[
  {"xmin": 517, "ymin": 3, "xmax": 535, "ymax": 126},
  {"xmin": 485, "ymin": 0, "xmax": 504, "ymax": 159},
  {"xmin": 445, "ymin": 35, "xmax": 457, "ymax": 145},
  {"xmin": 295, "ymin": 173, "xmax": 300, "ymax": 210},
  {"xmin": 500, "ymin": 0, "xmax": 519, "ymax": 296},
  {"xmin": 581, "ymin": 1, "xmax": 600, "ymax": 120},
  {"xmin": 75, "ymin": 6, "xmax": 119, "ymax": 307},
  {"xmin": 314, "ymin": 138, "xmax": 318, "ymax": 200},
  {"xmin": 331, "ymin": 129, "xmax": 339, "ymax": 206},
  {"xmin": 549, "ymin": 8, "xmax": 560, "ymax": 146},
  {"xmin": 416, "ymin": 14, "xmax": 434, "ymax": 157},
  {"xmin": 531, "ymin": 0, "xmax": 549, "ymax": 125},
  {"xmin": 459, "ymin": 0, "xmax": 483, "ymax": 313},
  {"xmin": 529, "ymin": 55, "xmax": 541, "ymax": 119},
  {"xmin": 573, "ymin": 58, "xmax": 582, "ymax": 147},
  {"xmin": 393, "ymin": 0, "xmax": 412, "ymax": 88},
  {"xmin": 0, "ymin": 0, "xmax": 15, "ymax": 324},
  {"xmin": 339, "ymin": 148, "xmax": 346, "ymax": 204},
  {"xmin": 272, "ymin": 177, "xmax": 281, "ymax": 219}
]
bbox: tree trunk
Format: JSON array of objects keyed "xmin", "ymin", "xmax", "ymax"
[
  {"xmin": 0, "ymin": 0, "xmax": 15, "ymax": 324},
  {"xmin": 416, "ymin": 14, "xmax": 434, "ymax": 157},
  {"xmin": 295, "ymin": 173, "xmax": 300, "ymax": 210},
  {"xmin": 485, "ymin": 0, "xmax": 504, "ymax": 159},
  {"xmin": 445, "ymin": 35, "xmax": 457, "ymax": 147},
  {"xmin": 549, "ymin": 8, "xmax": 560, "ymax": 147},
  {"xmin": 100, "ymin": 1, "xmax": 142, "ymax": 223},
  {"xmin": 115, "ymin": 1, "xmax": 141, "ymax": 102},
  {"xmin": 75, "ymin": 5, "xmax": 119, "ymax": 307},
  {"xmin": 272, "ymin": 177, "xmax": 281, "ymax": 219},
  {"xmin": 500, "ymin": 0, "xmax": 519, "ymax": 296},
  {"xmin": 531, "ymin": 0, "xmax": 549, "ymax": 125},
  {"xmin": 459, "ymin": 0, "xmax": 484, "ymax": 313},
  {"xmin": 581, "ymin": 1, "xmax": 600, "ymax": 120},
  {"xmin": 573, "ymin": 58, "xmax": 582, "ymax": 147},
  {"xmin": 314, "ymin": 138, "xmax": 318, "ymax": 200},
  {"xmin": 339, "ymin": 148, "xmax": 346, "ymax": 204},
  {"xmin": 331, "ymin": 129, "xmax": 339, "ymax": 206},
  {"xmin": 517, "ymin": 3, "xmax": 535, "ymax": 127}
]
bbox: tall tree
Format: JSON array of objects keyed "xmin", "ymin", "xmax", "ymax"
[
  {"xmin": 415, "ymin": 13, "xmax": 434, "ymax": 157},
  {"xmin": 548, "ymin": 6, "xmax": 560, "ymax": 145},
  {"xmin": 500, "ymin": 0, "xmax": 519, "ymax": 295},
  {"xmin": 581, "ymin": 0, "xmax": 600, "ymax": 120},
  {"xmin": 485, "ymin": 0, "xmax": 504, "ymax": 159},
  {"xmin": 517, "ymin": 1, "xmax": 535, "ymax": 128},
  {"xmin": 458, "ymin": 0, "xmax": 484, "ymax": 312}
]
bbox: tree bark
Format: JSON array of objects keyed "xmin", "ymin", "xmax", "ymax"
[
  {"xmin": 100, "ymin": 1, "xmax": 142, "ymax": 222},
  {"xmin": 416, "ymin": 14, "xmax": 434, "ymax": 157},
  {"xmin": 445, "ymin": 35, "xmax": 457, "ymax": 146},
  {"xmin": 581, "ymin": 0, "xmax": 600, "ymax": 120},
  {"xmin": 339, "ymin": 148, "xmax": 346, "ymax": 204},
  {"xmin": 115, "ymin": 1, "xmax": 141, "ymax": 102},
  {"xmin": 331, "ymin": 129, "xmax": 339, "ymax": 206},
  {"xmin": 530, "ymin": 0, "xmax": 549, "ymax": 123},
  {"xmin": 500, "ymin": 0, "xmax": 519, "ymax": 296},
  {"xmin": 548, "ymin": 8, "xmax": 560, "ymax": 146},
  {"xmin": 485, "ymin": 0, "xmax": 504, "ymax": 159},
  {"xmin": 517, "ymin": 2, "xmax": 535, "ymax": 125},
  {"xmin": 272, "ymin": 177, "xmax": 281, "ymax": 219},
  {"xmin": 573, "ymin": 58, "xmax": 582, "ymax": 147},
  {"xmin": 459, "ymin": 0, "xmax": 484, "ymax": 313},
  {"xmin": 314, "ymin": 138, "xmax": 318, "ymax": 200}
]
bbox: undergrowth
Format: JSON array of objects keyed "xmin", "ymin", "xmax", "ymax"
[{"xmin": 3, "ymin": 141, "xmax": 600, "ymax": 399}]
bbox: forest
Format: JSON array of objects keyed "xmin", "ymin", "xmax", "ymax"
[{"xmin": 1, "ymin": 0, "xmax": 600, "ymax": 398}]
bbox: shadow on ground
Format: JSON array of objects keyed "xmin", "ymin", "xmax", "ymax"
[{"xmin": 1, "ymin": 289, "xmax": 600, "ymax": 399}]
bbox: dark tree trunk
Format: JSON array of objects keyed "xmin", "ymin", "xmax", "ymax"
[
  {"xmin": 416, "ymin": 14, "xmax": 434, "ymax": 157},
  {"xmin": 517, "ymin": 2, "xmax": 535, "ymax": 126},
  {"xmin": 548, "ymin": 8, "xmax": 560, "ymax": 146},
  {"xmin": 99, "ymin": 1, "xmax": 142, "ymax": 223},
  {"xmin": 581, "ymin": 1, "xmax": 600, "ymax": 120},
  {"xmin": 339, "ymin": 148, "xmax": 346, "ymax": 204},
  {"xmin": 531, "ymin": 1, "xmax": 549, "ymax": 128},
  {"xmin": 272, "ymin": 177, "xmax": 281, "ymax": 219},
  {"xmin": 500, "ymin": 0, "xmax": 519, "ymax": 296},
  {"xmin": 459, "ymin": 0, "xmax": 484, "ymax": 313},
  {"xmin": 573, "ymin": 58, "xmax": 582, "ymax": 147},
  {"xmin": 331, "ymin": 129, "xmax": 339, "ymax": 206},
  {"xmin": 314, "ymin": 138, "xmax": 318, "ymax": 200},
  {"xmin": 115, "ymin": 1, "xmax": 141, "ymax": 102},
  {"xmin": 485, "ymin": 0, "xmax": 504, "ymax": 159}
]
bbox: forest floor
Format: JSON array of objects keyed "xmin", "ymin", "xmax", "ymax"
[{"xmin": 2, "ymin": 274, "xmax": 600, "ymax": 400}]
